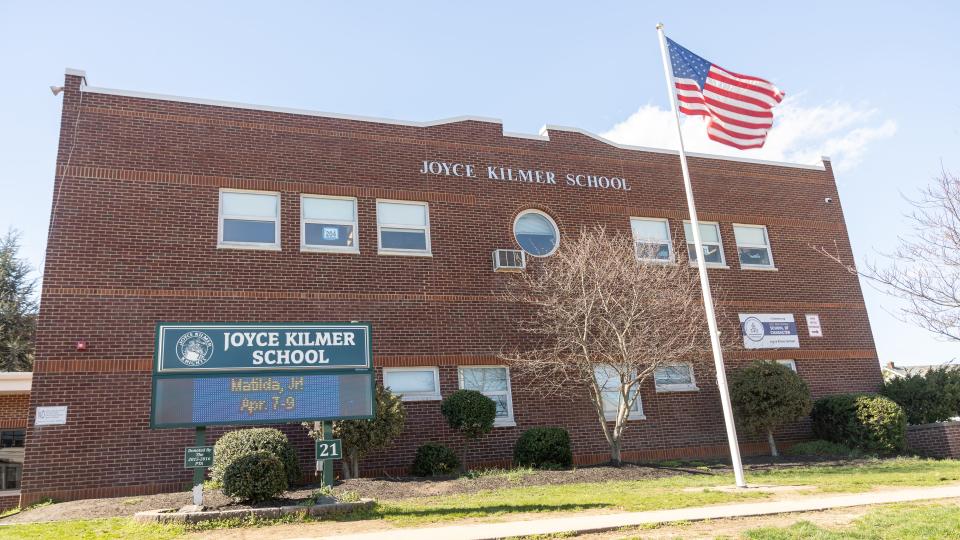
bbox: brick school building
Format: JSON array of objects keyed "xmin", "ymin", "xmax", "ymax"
[{"xmin": 19, "ymin": 69, "xmax": 882, "ymax": 505}]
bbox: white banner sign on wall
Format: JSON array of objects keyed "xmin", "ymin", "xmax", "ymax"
[{"xmin": 738, "ymin": 313, "xmax": 800, "ymax": 349}]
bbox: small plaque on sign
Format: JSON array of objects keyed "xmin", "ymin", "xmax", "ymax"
[
  {"xmin": 805, "ymin": 314, "xmax": 823, "ymax": 337},
  {"xmin": 184, "ymin": 446, "xmax": 214, "ymax": 468},
  {"xmin": 315, "ymin": 439, "xmax": 343, "ymax": 460}
]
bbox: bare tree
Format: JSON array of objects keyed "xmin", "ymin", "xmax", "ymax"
[
  {"xmin": 502, "ymin": 226, "xmax": 720, "ymax": 464},
  {"xmin": 818, "ymin": 169, "xmax": 960, "ymax": 342}
]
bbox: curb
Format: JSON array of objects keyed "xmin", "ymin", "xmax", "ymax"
[{"xmin": 134, "ymin": 498, "xmax": 374, "ymax": 524}]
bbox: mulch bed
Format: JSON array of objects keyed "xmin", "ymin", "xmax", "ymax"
[{"xmin": 0, "ymin": 456, "xmax": 869, "ymax": 525}]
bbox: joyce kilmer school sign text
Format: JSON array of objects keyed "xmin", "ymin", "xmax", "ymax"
[{"xmin": 420, "ymin": 160, "xmax": 633, "ymax": 192}]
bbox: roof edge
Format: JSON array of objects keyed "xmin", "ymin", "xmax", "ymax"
[{"xmin": 79, "ymin": 81, "xmax": 827, "ymax": 172}]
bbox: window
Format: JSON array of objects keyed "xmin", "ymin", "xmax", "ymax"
[
  {"xmin": 219, "ymin": 190, "xmax": 280, "ymax": 248},
  {"xmin": 377, "ymin": 200, "xmax": 431, "ymax": 255},
  {"xmin": 776, "ymin": 359, "xmax": 797, "ymax": 372},
  {"xmin": 0, "ymin": 430, "xmax": 24, "ymax": 448},
  {"xmin": 683, "ymin": 221, "xmax": 725, "ymax": 266},
  {"xmin": 2, "ymin": 464, "xmax": 20, "ymax": 490},
  {"xmin": 383, "ymin": 367, "xmax": 441, "ymax": 401},
  {"xmin": 458, "ymin": 366, "xmax": 515, "ymax": 426},
  {"xmin": 301, "ymin": 195, "xmax": 358, "ymax": 252},
  {"xmin": 654, "ymin": 364, "xmax": 698, "ymax": 392},
  {"xmin": 594, "ymin": 365, "xmax": 643, "ymax": 421},
  {"xmin": 734, "ymin": 224, "xmax": 775, "ymax": 269},
  {"xmin": 514, "ymin": 210, "xmax": 559, "ymax": 257},
  {"xmin": 631, "ymin": 218, "xmax": 673, "ymax": 262}
]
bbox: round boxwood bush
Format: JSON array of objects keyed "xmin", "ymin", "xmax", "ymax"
[
  {"xmin": 411, "ymin": 443, "xmax": 460, "ymax": 476},
  {"xmin": 440, "ymin": 389, "xmax": 497, "ymax": 439},
  {"xmin": 810, "ymin": 393, "xmax": 907, "ymax": 454},
  {"xmin": 729, "ymin": 361, "xmax": 812, "ymax": 456},
  {"xmin": 514, "ymin": 427, "xmax": 572, "ymax": 469},
  {"xmin": 221, "ymin": 451, "xmax": 288, "ymax": 502},
  {"xmin": 211, "ymin": 428, "xmax": 302, "ymax": 485}
]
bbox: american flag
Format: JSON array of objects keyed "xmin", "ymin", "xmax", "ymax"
[{"xmin": 666, "ymin": 37, "xmax": 784, "ymax": 150}]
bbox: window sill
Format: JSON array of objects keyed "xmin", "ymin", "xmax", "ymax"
[
  {"xmin": 636, "ymin": 258, "xmax": 677, "ymax": 265},
  {"xmin": 493, "ymin": 419, "xmax": 517, "ymax": 428},
  {"xmin": 604, "ymin": 415, "xmax": 646, "ymax": 422},
  {"xmin": 398, "ymin": 394, "xmax": 442, "ymax": 402},
  {"xmin": 378, "ymin": 250, "xmax": 433, "ymax": 257},
  {"xmin": 740, "ymin": 265, "xmax": 778, "ymax": 271},
  {"xmin": 689, "ymin": 263, "xmax": 729, "ymax": 269},
  {"xmin": 217, "ymin": 243, "xmax": 282, "ymax": 251},
  {"xmin": 655, "ymin": 385, "xmax": 700, "ymax": 393},
  {"xmin": 300, "ymin": 246, "xmax": 360, "ymax": 254}
]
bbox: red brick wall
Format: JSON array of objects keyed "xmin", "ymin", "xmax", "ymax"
[
  {"xmin": 907, "ymin": 421, "xmax": 960, "ymax": 459},
  {"xmin": 21, "ymin": 71, "xmax": 882, "ymax": 504},
  {"xmin": 0, "ymin": 394, "xmax": 29, "ymax": 429}
]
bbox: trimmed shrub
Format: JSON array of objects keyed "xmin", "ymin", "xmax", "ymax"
[
  {"xmin": 785, "ymin": 439, "xmax": 858, "ymax": 458},
  {"xmin": 729, "ymin": 361, "xmax": 812, "ymax": 456},
  {"xmin": 810, "ymin": 394, "xmax": 907, "ymax": 454},
  {"xmin": 441, "ymin": 390, "xmax": 497, "ymax": 439},
  {"xmin": 411, "ymin": 443, "xmax": 460, "ymax": 477},
  {"xmin": 221, "ymin": 451, "xmax": 288, "ymax": 502},
  {"xmin": 211, "ymin": 428, "xmax": 302, "ymax": 485},
  {"xmin": 513, "ymin": 427, "xmax": 572, "ymax": 469},
  {"xmin": 882, "ymin": 367, "xmax": 960, "ymax": 425}
]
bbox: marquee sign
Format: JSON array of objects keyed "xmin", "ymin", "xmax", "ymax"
[
  {"xmin": 150, "ymin": 322, "xmax": 375, "ymax": 429},
  {"xmin": 738, "ymin": 313, "xmax": 800, "ymax": 349}
]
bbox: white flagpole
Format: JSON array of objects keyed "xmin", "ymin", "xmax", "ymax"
[{"xmin": 656, "ymin": 22, "xmax": 746, "ymax": 488}]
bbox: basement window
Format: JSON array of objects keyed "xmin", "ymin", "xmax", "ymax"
[
  {"xmin": 458, "ymin": 366, "xmax": 515, "ymax": 426},
  {"xmin": 654, "ymin": 364, "xmax": 698, "ymax": 392},
  {"xmin": 383, "ymin": 367, "xmax": 441, "ymax": 401}
]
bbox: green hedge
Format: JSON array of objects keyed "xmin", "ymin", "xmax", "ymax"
[
  {"xmin": 411, "ymin": 443, "xmax": 460, "ymax": 476},
  {"xmin": 513, "ymin": 427, "xmax": 572, "ymax": 469},
  {"xmin": 882, "ymin": 367, "xmax": 960, "ymax": 425},
  {"xmin": 440, "ymin": 389, "xmax": 497, "ymax": 439},
  {"xmin": 810, "ymin": 394, "xmax": 907, "ymax": 454},
  {"xmin": 211, "ymin": 428, "xmax": 302, "ymax": 485},
  {"xmin": 221, "ymin": 451, "xmax": 288, "ymax": 502}
]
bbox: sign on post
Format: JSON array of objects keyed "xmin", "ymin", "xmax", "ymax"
[
  {"xmin": 315, "ymin": 439, "xmax": 343, "ymax": 460},
  {"xmin": 184, "ymin": 446, "xmax": 214, "ymax": 468},
  {"xmin": 805, "ymin": 314, "xmax": 823, "ymax": 337},
  {"xmin": 150, "ymin": 323, "xmax": 375, "ymax": 429},
  {"xmin": 738, "ymin": 313, "xmax": 800, "ymax": 349}
]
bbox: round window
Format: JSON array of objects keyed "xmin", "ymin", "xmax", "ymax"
[{"xmin": 514, "ymin": 211, "xmax": 559, "ymax": 257}]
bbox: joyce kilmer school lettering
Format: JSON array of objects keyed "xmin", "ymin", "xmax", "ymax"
[{"xmin": 420, "ymin": 160, "xmax": 632, "ymax": 191}]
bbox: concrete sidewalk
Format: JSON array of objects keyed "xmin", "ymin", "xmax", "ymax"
[{"xmin": 297, "ymin": 484, "xmax": 960, "ymax": 540}]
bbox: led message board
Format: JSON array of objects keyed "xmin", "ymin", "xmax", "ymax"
[{"xmin": 151, "ymin": 323, "xmax": 374, "ymax": 429}]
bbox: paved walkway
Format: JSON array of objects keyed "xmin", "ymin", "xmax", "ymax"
[{"xmin": 295, "ymin": 484, "xmax": 960, "ymax": 540}]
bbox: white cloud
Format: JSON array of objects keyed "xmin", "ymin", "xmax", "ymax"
[{"xmin": 599, "ymin": 97, "xmax": 896, "ymax": 172}]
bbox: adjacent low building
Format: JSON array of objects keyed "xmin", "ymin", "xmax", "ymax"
[{"xmin": 20, "ymin": 69, "xmax": 883, "ymax": 506}]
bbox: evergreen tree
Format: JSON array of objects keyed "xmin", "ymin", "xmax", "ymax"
[{"xmin": 0, "ymin": 230, "xmax": 37, "ymax": 372}]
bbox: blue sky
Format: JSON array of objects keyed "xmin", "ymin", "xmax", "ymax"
[{"xmin": 1, "ymin": 1, "xmax": 957, "ymax": 366}]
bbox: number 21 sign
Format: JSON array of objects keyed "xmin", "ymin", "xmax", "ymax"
[{"xmin": 315, "ymin": 439, "xmax": 343, "ymax": 460}]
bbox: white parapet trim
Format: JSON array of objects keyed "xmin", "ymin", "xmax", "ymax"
[{"xmin": 0, "ymin": 372, "xmax": 31, "ymax": 395}]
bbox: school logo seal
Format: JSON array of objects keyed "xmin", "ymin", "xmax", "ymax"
[
  {"xmin": 742, "ymin": 317, "xmax": 766, "ymax": 343},
  {"xmin": 176, "ymin": 331, "xmax": 214, "ymax": 367}
]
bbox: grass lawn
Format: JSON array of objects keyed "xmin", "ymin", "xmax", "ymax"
[
  {"xmin": 741, "ymin": 502, "xmax": 960, "ymax": 539},
  {"xmin": 2, "ymin": 458, "xmax": 960, "ymax": 538}
]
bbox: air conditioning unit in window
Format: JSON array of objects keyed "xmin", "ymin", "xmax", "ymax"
[{"xmin": 492, "ymin": 249, "xmax": 526, "ymax": 272}]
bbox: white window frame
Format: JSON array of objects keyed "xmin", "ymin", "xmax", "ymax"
[
  {"xmin": 218, "ymin": 188, "xmax": 281, "ymax": 250},
  {"xmin": 594, "ymin": 366, "xmax": 645, "ymax": 421},
  {"xmin": 457, "ymin": 365, "xmax": 516, "ymax": 427},
  {"xmin": 776, "ymin": 359, "xmax": 797, "ymax": 372},
  {"xmin": 376, "ymin": 199, "xmax": 432, "ymax": 256},
  {"xmin": 733, "ymin": 224, "xmax": 776, "ymax": 270},
  {"xmin": 382, "ymin": 367, "xmax": 441, "ymax": 402},
  {"xmin": 654, "ymin": 363, "xmax": 699, "ymax": 392},
  {"xmin": 513, "ymin": 209, "xmax": 561, "ymax": 258},
  {"xmin": 683, "ymin": 220, "xmax": 726, "ymax": 268},
  {"xmin": 630, "ymin": 217, "xmax": 674, "ymax": 263},
  {"xmin": 300, "ymin": 194, "xmax": 360, "ymax": 254}
]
